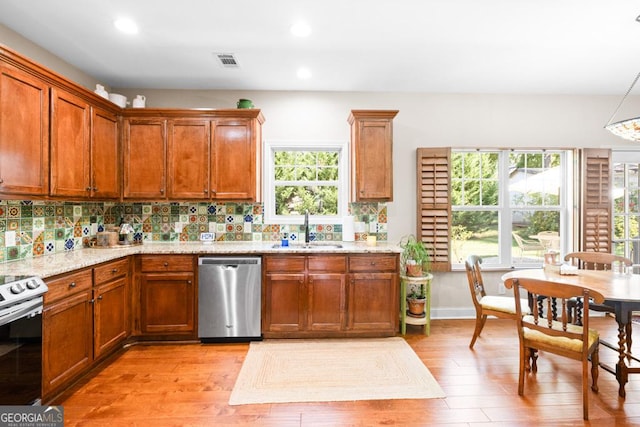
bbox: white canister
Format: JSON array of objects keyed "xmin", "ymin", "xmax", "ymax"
[
  {"xmin": 108, "ymin": 93, "xmax": 127, "ymax": 108},
  {"xmin": 132, "ymin": 95, "xmax": 146, "ymax": 108},
  {"xmin": 94, "ymin": 84, "xmax": 108, "ymax": 99}
]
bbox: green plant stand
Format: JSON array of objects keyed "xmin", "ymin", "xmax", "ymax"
[{"xmin": 400, "ymin": 273, "xmax": 433, "ymax": 336}]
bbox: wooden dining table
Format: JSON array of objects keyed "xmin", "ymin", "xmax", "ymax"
[{"xmin": 501, "ymin": 267, "xmax": 640, "ymax": 398}]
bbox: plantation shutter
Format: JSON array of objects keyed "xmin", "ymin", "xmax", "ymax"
[
  {"xmin": 579, "ymin": 148, "xmax": 612, "ymax": 253},
  {"xmin": 416, "ymin": 148, "xmax": 451, "ymax": 272}
]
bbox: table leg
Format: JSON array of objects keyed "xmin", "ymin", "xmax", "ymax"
[{"xmin": 616, "ymin": 317, "xmax": 628, "ymax": 398}]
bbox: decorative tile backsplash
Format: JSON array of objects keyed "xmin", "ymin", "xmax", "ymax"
[{"xmin": 0, "ymin": 200, "xmax": 388, "ymax": 263}]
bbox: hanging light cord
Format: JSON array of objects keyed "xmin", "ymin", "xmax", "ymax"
[{"xmin": 605, "ymin": 71, "xmax": 640, "ymax": 127}]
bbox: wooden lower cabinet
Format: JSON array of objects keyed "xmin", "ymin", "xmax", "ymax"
[
  {"xmin": 138, "ymin": 255, "xmax": 196, "ymax": 338},
  {"xmin": 42, "ymin": 258, "xmax": 130, "ymax": 400},
  {"xmin": 43, "ymin": 288, "xmax": 93, "ymax": 398},
  {"xmin": 347, "ymin": 255, "xmax": 399, "ymax": 333},
  {"xmin": 42, "ymin": 269, "xmax": 93, "ymax": 398},
  {"xmin": 263, "ymin": 253, "xmax": 397, "ymax": 338},
  {"xmin": 93, "ymin": 258, "xmax": 130, "ymax": 358}
]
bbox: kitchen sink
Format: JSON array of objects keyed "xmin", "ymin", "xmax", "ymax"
[{"xmin": 271, "ymin": 243, "xmax": 344, "ymax": 249}]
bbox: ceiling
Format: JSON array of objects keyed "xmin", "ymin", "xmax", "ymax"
[{"xmin": 1, "ymin": 0, "xmax": 640, "ymax": 94}]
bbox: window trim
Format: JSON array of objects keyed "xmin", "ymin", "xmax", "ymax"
[
  {"xmin": 263, "ymin": 140, "xmax": 349, "ymax": 225},
  {"xmin": 448, "ymin": 149, "xmax": 572, "ymax": 270}
]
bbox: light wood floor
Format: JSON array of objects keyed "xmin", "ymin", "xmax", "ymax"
[{"xmin": 58, "ymin": 317, "xmax": 640, "ymax": 426}]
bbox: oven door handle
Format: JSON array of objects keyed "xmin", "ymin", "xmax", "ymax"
[{"xmin": 0, "ymin": 297, "xmax": 43, "ymax": 327}]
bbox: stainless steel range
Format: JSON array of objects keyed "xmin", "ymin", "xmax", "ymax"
[{"xmin": 0, "ymin": 275, "xmax": 48, "ymax": 405}]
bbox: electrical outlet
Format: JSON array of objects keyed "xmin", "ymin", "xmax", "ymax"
[
  {"xmin": 200, "ymin": 232, "xmax": 215, "ymax": 243},
  {"xmin": 175, "ymin": 222, "xmax": 183, "ymax": 233},
  {"xmin": 498, "ymin": 282, "xmax": 506, "ymax": 295}
]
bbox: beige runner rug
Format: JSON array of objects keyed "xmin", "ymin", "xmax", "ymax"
[{"xmin": 229, "ymin": 337, "xmax": 445, "ymax": 405}]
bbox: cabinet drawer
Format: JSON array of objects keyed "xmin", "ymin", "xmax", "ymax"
[
  {"xmin": 94, "ymin": 258, "xmax": 129, "ymax": 285},
  {"xmin": 349, "ymin": 255, "xmax": 397, "ymax": 272},
  {"xmin": 140, "ymin": 255, "xmax": 194, "ymax": 272},
  {"xmin": 308, "ymin": 255, "xmax": 347, "ymax": 273},
  {"xmin": 264, "ymin": 256, "xmax": 305, "ymax": 273},
  {"xmin": 44, "ymin": 269, "xmax": 93, "ymax": 304}
]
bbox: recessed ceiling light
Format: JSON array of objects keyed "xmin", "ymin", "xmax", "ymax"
[
  {"xmin": 290, "ymin": 21, "xmax": 311, "ymax": 37},
  {"xmin": 114, "ymin": 18, "xmax": 139, "ymax": 34},
  {"xmin": 297, "ymin": 67, "xmax": 312, "ymax": 80}
]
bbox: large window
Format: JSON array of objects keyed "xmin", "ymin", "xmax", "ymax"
[
  {"xmin": 613, "ymin": 152, "xmax": 640, "ymax": 269},
  {"xmin": 451, "ymin": 149, "xmax": 570, "ymax": 268},
  {"xmin": 264, "ymin": 140, "xmax": 349, "ymax": 224}
]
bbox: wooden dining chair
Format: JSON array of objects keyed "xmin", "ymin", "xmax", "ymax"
[
  {"xmin": 465, "ymin": 255, "xmax": 530, "ymax": 348},
  {"xmin": 564, "ymin": 251, "xmax": 633, "ymax": 351},
  {"xmin": 506, "ymin": 276, "xmax": 603, "ymax": 421}
]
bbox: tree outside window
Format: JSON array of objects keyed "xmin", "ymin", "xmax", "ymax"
[{"xmin": 274, "ymin": 150, "xmax": 339, "ymax": 215}]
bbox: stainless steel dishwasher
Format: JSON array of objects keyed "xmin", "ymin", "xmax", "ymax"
[{"xmin": 198, "ymin": 256, "xmax": 262, "ymax": 342}]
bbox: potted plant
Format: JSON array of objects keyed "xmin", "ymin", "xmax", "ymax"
[
  {"xmin": 399, "ymin": 234, "xmax": 431, "ymax": 277},
  {"xmin": 406, "ymin": 283, "xmax": 427, "ymax": 317}
]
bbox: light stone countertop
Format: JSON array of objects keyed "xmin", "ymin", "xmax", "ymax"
[{"xmin": 0, "ymin": 241, "xmax": 402, "ymax": 279}]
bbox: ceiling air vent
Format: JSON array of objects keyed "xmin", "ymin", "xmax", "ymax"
[{"xmin": 214, "ymin": 53, "xmax": 240, "ymax": 68}]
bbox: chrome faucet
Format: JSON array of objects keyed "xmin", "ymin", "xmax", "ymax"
[{"xmin": 304, "ymin": 210, "xmax": 310, "ymax": 244}]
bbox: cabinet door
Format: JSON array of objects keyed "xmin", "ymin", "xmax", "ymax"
[
  {"xmin": 50, "ymin": 87, "xmax": 91, "ymax": 197},
  {"xmin": 140, "ymin": 273, "xmax": 195, "ymax": 334},
  {"xmin": 211, "ymin": 118, "xmax": 256, "ymax": 200},
  {"xmin": 0, "ymin": 63, "xmax": 49, "ymax": 196},
  {"xmin": 349, "ymin": 111, "xmax": 397, "ymax": 201},
  {"xmin": 347, "ymin": 272, "xmax": 398, "ymax": 332},
  {"xmin": 94, "ymin": 277, "xmax": 128, "ymax": 359},
  {"xmin": 90, "ymin": 107, "xmax": 119, "ymax": 199},
  {"xmin": 263, "ymin": 273, "xmax": 306, "ymax": 333},
  {"xmin": 167, "ymin": 119, "xmax": 210, "ymax": 199},
  {"xmin": 307, "ymin": 273, "xmax": 346, "ymax": 332},
  {"xmin": 123, "ymin": 119, "xmax": 167, "ymax": 199},
  {"xmin": 42, "ymin": 290, "xmax": 93, "ymax": 397}
]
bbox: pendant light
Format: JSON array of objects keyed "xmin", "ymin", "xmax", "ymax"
[
  {"xmin": 604, "ymin": 71, "xmax": 640, "ymax": 141},
  {"xmin": 604, "ymin": 15, "xmax": 640, "ymax": 141}
]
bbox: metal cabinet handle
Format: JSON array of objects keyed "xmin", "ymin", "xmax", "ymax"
[
  {"xmin": 69, "ymin": 282, "xmax": 76, "ymax": 288},
  {"xmin": 160, "ymin": 188, "xmax": 165, "ymax": 193},
  {"xmin": 187, "ymin": 280, "xmax": 192, "ymax": 284},
  {"xmin": 86, "ymin": 187, "xmax": 92, "ymax": 191},
  {"xmin": 98, "ymin": 295, "xmax": 103, "ymax": 300},
  {"xmin": 163, "ymin": 262, "xmax": 169, "ymax": 267},
  {"xmin": 112, "ymin": 268, "xmax": 119, "ymax": 273}
]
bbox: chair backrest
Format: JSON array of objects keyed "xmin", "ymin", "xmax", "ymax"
[
  {"xmin": 564, "ymin": 251, "xmax": 631, "ymax": 271},
  {"xmin": 465, "ymin": 255, "xmax": 485, "ymax": 308},
  {"xmin": 507, "ymin": 277, "xmax": 605, "ymax": 355},
  {"xmin": 511, "ymin": 232, "xmax": 525, "ymax": 248}
]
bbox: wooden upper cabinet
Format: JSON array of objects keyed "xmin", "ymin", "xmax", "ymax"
[
  {"xmin": 50, "ymin": 87, "xmax": 91, "ymax": 198},
  {"xmin": 90, "ymin": 107, "xmax": 120, "ymax": 199},
  {"xmin": 123, "ymin": 118, "xmax": 167, "ymax": 199},
  {"xmin": 212, "ymin": 117, "xmax": 260, "ymax": 201},
  {"xmin": 167, "ymin": 119, "xmax": 210, "ymax": 199},
  {"xmin": 154, "ymin": 110, "xmax": 264, "ymax": 202},
  {"xmin": 348, "ymin": 110, "xmax": 398, "ymax": 201},
  {"xmin": 0, "ymin": 62, "xmax": 50, "ymax": 196}
]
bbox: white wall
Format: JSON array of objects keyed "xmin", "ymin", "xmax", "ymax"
[{"xmin": 4, "ymin": 22, "xmax": 640, "ymax": 318}]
